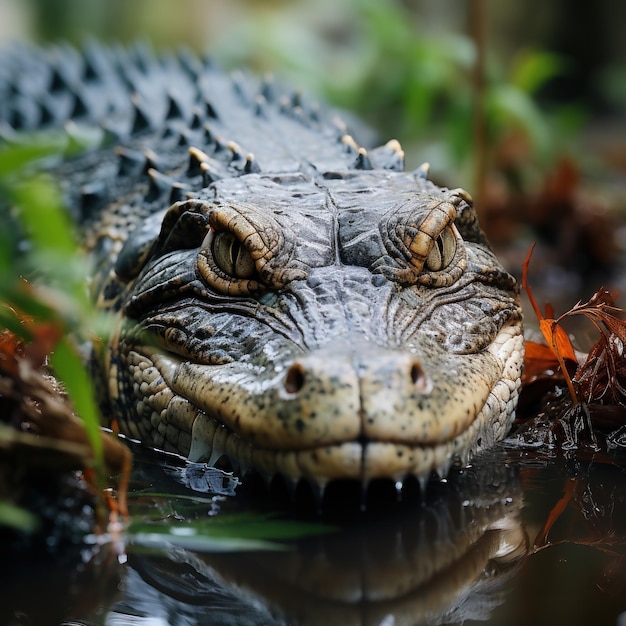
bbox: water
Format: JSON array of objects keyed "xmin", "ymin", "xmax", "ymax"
[{"xmin": 1, "ymin": 437, "xmax": 625, "ymax": 626}]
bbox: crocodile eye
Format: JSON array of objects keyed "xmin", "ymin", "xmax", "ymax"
[
  {"xmin": 212, "ymin": 230, "xmax": 256, "ymax": 279},
  {"xmin": 425, "ymin": 226, "xmax": 456, "ymax": 272},
  {"xmin": 197, "ymin": 227, "xmax": 264, "ymax": 296}
]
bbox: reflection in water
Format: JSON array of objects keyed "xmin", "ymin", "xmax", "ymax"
[
  {"xmin": 107, "ymin": 454, "xmax": 528, "ymax": 626},
  {"xmin": 2, "ymin": 444, "xmax": 626, "ymax": 624},
  {"xmin": 0, "ymin": 542, "xmax": 123, "ymax": 626}
]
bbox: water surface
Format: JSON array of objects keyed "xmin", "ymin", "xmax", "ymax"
[{"xmin": 2, "ymin": 435, "xmax": 625, "ymax": 626}]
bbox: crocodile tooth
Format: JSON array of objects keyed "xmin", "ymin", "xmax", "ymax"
[
  {"xmin": 414, "ymin": 161, "xmax": 431, "ymax": 179},
  {"xmin": 209, "ymin": 425, "xmax": 230, "ymax": 467},
  {"xmin": 305, "ymin": 478, "xmax": 326, "ymax": 513},
  {"xmin": 225, "ymin": 436, "xmax": 250, "ymax": 479},
  {"xmin": 417, "ymin": 473, "xmax": 429, "ymax": 495},
  {"xmin": 208, "ymin": 447, "xmax": 225, "ymax": 467},
  {"xmin": 188, "ymin": 412, "xmax": 217, "ymax": 463},
  {"xmin": 459, "ymin": 449, "xmax": 472, "ymax": 466},
  {"xmin": 434, "ymin": 458, "xmax": 452, "ymax": 480}
]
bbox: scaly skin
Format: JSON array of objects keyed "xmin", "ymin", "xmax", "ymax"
[{"xmin": 0, "ymin": 43, "xmax": 524, "ymax": 490}]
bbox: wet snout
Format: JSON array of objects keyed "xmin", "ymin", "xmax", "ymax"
[
  {"xmin": 277, "ymin": 343, "xmax": 435, "ymax": 444},
  {"xmin": 177, "ymin": 336, "xmax": 498, "ymax": 475}
]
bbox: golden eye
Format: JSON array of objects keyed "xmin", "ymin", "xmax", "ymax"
[
  {"xmin": 425, "ymin": 227, "xmax": 456, "ymax": 272},
  {"xmin": 211, "ymin": 230, "xmax": 256, "ymax": 279}
]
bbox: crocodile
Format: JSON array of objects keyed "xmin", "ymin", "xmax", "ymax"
[{"xmin": 1, "ymin": 43, "xmax": 524, "ymax": 492}]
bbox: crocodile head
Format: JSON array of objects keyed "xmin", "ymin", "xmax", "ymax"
[
  {"xmin": 102, "ymin": 166, "xmax": 523, "ymax": 491},
  {"xmin": 0, "ymin": 42, "xmax": 522, "ymax": 493}
]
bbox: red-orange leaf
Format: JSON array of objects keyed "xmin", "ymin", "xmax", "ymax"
[
  {"xmin": 539, "ymin": 318, "xmax": 578, "ymax": 364},
  {"xmin": 522, "ymin": 243, "xmax": 543, "ymax": 321},
  {"xmin": 523, "ymin": 340, "xmax": 560, "ymax": 381}
]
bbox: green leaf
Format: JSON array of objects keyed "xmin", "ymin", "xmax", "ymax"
[
  {"xmin": 49, "ymin": 337, "xmax": 104, "ymax": 471},
  {"xmin": 128, "ymin": 513, "xmax": 335, "ymax": 553},
  {"xmin": 11, "ymin": 176, "xmax": 77, "ymax": 255},
  {"xmin": 0, "ymin": 139, "xmax": 63, "ymax": 177},
  {"xmin": 510, "ymin": 50, "xmax": 564, "ymax": 95},
  {"xmin": 0, "ymin": 502, "xmax": 40, "ymax": 532},
  {"xmin": 487, "ymin": 83, "xmax": 551, "ymax": 156}
]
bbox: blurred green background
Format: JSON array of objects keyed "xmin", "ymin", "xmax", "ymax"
[
  {"xmin": 1, "ymin": 0, "xmax": 625, "ymax": 180},
  {"xmin": 1, "ymin": 0, "xmax": 625, "ymax": 285}
]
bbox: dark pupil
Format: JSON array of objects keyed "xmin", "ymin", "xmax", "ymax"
[
  {"xmin": 229, "ymin": 238, "xmax": 241, "ymax": 267},
  {"xmin": 437, "ymin": 235, "xmax": 445, "ymax": 258}
]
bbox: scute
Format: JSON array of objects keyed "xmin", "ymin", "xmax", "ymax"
[{"xmin": 0, "ymin": 43, "xmax": 524, "ymax": 493}]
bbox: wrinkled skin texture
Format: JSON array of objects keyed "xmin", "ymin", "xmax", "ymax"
[
  {"xmin": 105, "ymin": 172, "xmax": 523, "ymax": 487},
  {"xmin": 0, "ymin": 44, "xmax": 523, "ymax": 489}
]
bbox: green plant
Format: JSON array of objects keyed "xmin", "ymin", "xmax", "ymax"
[
  {"xmin": 215, "ymin": 0, "xmax": 574, "ymax": 188},
  {"xmin": 0, "ymin": 134, "xmax": 108, "ymax": 473}
]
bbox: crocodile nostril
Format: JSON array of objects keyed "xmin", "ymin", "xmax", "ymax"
[
  {"xmin": 410, "ymin": 361, "xmax": 428, "ymax": 391},
  {"xmin": 285, "ymin": 363, "xmax": 306, "ymax": 394}
]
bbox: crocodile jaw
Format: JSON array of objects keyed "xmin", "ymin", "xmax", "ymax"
[{"xmin": 116, "ymin": 320, "xmax": 523, "ymax": 487}]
